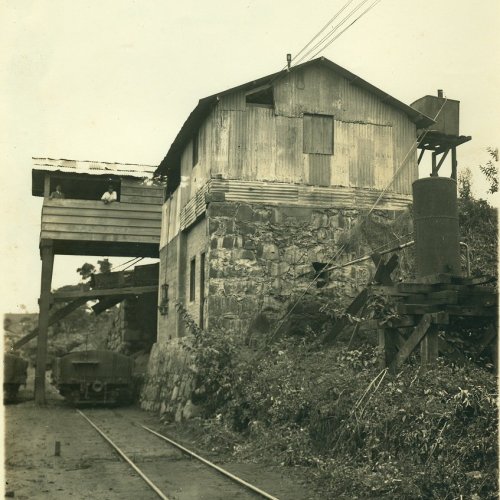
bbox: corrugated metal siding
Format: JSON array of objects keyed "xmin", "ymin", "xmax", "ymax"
[
  {"xmin": 178, "ymin": 63, "xmax": 417, "ymax": 206},
  {"xmin": 33, "ymin": 158, "xmax": 156, "ymax": 177},
  {"xmin": 308, "ymin": 154, "xmax": 331, "ymax": 186}
]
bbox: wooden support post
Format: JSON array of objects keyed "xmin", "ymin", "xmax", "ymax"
[
  {"xmin": 35, "ymin": 240, "xmax": 54, "ymax": 405},
  {"xmin": 451, "ymin": 147, "xmax": 457, "ymax": 180},
  {"xmin": 417, "ymin": 148, "xmax": 425, "ymax": 165},
  {"xmin": 378, "ymin": 327, "xmax": 398, "ymax": 369},
  {"xmin": 420, "ymin": 324, "xmax": 439, "ymax": 369},
  {"xmin": 431, "ymin": 152, "xmax": 438, "ymax": 176},
  {"xmin": 435, "ymin": 148, "xmax": 450, "ymax": 172},
  {"xmin": 389, "ymin": 314, "xmax": 432, "ymax": 372}
]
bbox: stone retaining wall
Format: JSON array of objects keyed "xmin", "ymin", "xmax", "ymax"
[{"xmin": 140, "ymin": 338, "xmax": 200, "ymax": 421}]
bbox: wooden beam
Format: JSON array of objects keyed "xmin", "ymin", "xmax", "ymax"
[
  {"xmin": 417, "ymin": 148, "xmax": 425, "ymax": 165},
  {"xmin": 52, "ymin": 285, "xmax": 157, "ymax": 301},
  {"xmin": 420, "ymin": 324, "xmax": 439, "ymax": 369},
  {"xmin": 13, "ymin": 297, "xmax": 88, "ymax": 349},
  {"xmin": 378, "ymin": 327, "xmax": 399, "ymax": 369},
  {"xmin": 451, "ymin": 147, "xmax": 457, "ymax": 180},
  {"xmin": 389, "ymin": 314, "xmax": 432, "ymax": 372},
  {"xmin": 35, "ymin": 240, "xmax": 54, "ymax": 405},
  {"xmin": 92, "ymin": 296, "xmax": 124, "ymax": 315},
  {"xmin": 436, "ymin": 148, "xmax": 450, "ymax": 172}
]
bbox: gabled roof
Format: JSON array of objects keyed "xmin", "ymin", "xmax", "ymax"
[
  {"xmin": 32, "ymin": 157, "xmax": 157, "ymax": 196},
  {"xmin": 156, "ymin": 57, "xmax": 435, "ymax": 180}
]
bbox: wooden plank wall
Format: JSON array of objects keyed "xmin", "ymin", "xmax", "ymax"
[
  {"xmin": 41, "ymin": 179, "xmax": 163, "ymax": 245},
  {"xmin": 177, "ymin": 63, "xmax": 418, "ymax": 210}
]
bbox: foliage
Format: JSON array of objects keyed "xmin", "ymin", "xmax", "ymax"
[
  {"xmin": 188, "ymin": 333, "xmax": 498, "ymax": 499},
  {"xmin": 479, "ymin": 147, "xmax": 499, "ymax": 195},
  {"xmin": 76, "ymin": 262, "xmax": 95, "ymax": 280},
  {"xmin": 97, "ymin": 258, "xmax": 112, "ymax": 274}
]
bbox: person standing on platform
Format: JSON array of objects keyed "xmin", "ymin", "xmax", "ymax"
[{"xmin": 101, "ymin": 185, "xmax": 117, "ymax": 204}]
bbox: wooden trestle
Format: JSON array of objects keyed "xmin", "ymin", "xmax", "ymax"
[{"xmin": 373, "ymin": 273, "xmax": 497, "ymax": 372}]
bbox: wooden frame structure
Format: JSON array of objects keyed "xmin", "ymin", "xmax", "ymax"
[
  {"xmin": 374, "ymin": 273, "xmax": 497, "ymax": 372},
  {"xmin": 32, "ymin": 159, "xmax": 163, "ymax": 404}
]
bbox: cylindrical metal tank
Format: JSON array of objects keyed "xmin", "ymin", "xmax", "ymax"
[{"xmin": 412, "ymin": 177, "xmax": 461, "ymax": 277}]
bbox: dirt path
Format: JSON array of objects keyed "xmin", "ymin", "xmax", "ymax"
[{"xmin": 4, "ymin": 372, "xmax": 318, "ymax": 499}]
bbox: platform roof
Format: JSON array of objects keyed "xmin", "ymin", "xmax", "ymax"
[{"xmin": 32, "ymin": 157, "xmax": 157, "ymax": 196}]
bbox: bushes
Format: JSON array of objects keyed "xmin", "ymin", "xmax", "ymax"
[{"xmin": 182, "ymin": 322, "xmax": 498, "ymax": 498}]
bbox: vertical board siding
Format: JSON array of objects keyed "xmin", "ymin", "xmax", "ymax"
[
  {"xmin": 303, "ymin": 114, "xmax": 334, "ymax": 154},
  {"xmin": 179, "ymin": 63, "xmax": 417, "ymax": 203}
]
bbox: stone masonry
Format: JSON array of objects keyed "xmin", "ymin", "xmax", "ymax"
[{"xmin": 140, "ymin": 199, "xmax": 409, "ymax": 419}]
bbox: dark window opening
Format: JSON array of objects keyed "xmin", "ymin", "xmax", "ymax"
[
  {"xmin": 246, "ymin": 86, "xmax": 274, "ymax": 108},
  {"xmin": 189, "ymin": 257, "xmax": 196, "ymax": 302},
  {"xmin": 192, "ymin": 131, "xmax": 199, "ymax": 167},
  {"xmin": 158, "ymin": 284, "xmax": 169, "ymax": 315},
  {"xmin": 312, "ymin": 262, "xmax": 329, "ymax": 288},
  {"xmin": 48, "ymin": 175, "xmax": 121, "ymax": 202},
  {"xmin": 303, "ymin": 114, "xmax": 334, "ymax": 155}
]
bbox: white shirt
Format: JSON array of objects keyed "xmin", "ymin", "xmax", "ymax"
[{"xmin": 101, "ymin": 191, "xmax": 117, "ymax": 202}]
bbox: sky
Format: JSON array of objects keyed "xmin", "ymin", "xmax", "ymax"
[{"xmin": 0, "ymin": 0, "xmax": 499, "ymax": 313}]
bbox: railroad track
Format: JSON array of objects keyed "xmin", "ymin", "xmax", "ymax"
[{"xmin": 77, "ymin": 409, "xmax": 279, "ymax": 500}]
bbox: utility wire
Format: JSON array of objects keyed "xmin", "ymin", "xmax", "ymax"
[
  {"xmin": 290, "ymin": 0, "xmax": 357, "ymax": 67},
  {"xmin": 305, "ymin": 0, "xmax": 383, "ymax": 62},
  {"xmin": 268, "ymin": 99, "xmax": 448, "ymax": 341},
  {"xmin": 294, "ymin": 0, "xmax": 374, "ymax": 65}
]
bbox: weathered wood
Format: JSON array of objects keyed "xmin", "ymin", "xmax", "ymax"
[
  {"xmin": 43, "ymin": 206, "xmax": 162, "ymax": 220},
  {"xmin": 43, "ymin": 198, "xmax": 162, "ymax": 212},
  {"xmin": 40, "ymin": 231, "xmax": 159, "ymax": 244},
  {"xmin": 389, "ymin": 314, "xmax": 432, "ymax": 372},
  {"xmin": 13, "ymin": 297, "xmax": 88, "ymax": 349},
  {"xmin": 92, "ymin": 296, "xmax": 124, "ymax": 315},
  {"xmin": 52, "ymin": 285, "xmax": 157, "ymax": 301},
  {"xmin": 35, "ymin": 241, "xmax": 54, "ymax": 405},
  {"xmin": 323, "ymin": 288, "xmax": 369, "ymax": 344},
  {"xmin": 378, "ymin": 327, "xmax": 399, "ymax": 369},
  {"xmin": 420, "ymin": 324, "xmax": 439, "ymax": 369},
  {"xmin": 120, "ymin": 194, "xmax": 164, "ymax": 205},
  {"xmin": 43, "ymin": 215, "xmax": 161, "ymax": 227},
  {"xmin": 43, "ymin": 223, "xmax": 160, "ymax": 236}
]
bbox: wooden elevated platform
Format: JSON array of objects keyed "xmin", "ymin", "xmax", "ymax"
[{"xmin": 373, "ymin": 273, "xmax": 497, "ymax": 372}]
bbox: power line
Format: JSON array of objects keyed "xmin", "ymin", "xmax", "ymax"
[
  {"xmin": 306, "ymin": 0, "xmax": 383, "ymax": 62},
  {"xmin": 290, "ymin": 0, "xmax": 357, "ymax": 66},
  {"xmin": 268, "ymin": 99, "xmax": 449, "ymax": 341},
  {"xmin": 294, "ymin": 0, "xmax": 374, "ymax": 65}
]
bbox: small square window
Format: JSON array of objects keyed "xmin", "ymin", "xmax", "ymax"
[{"xmin": 303, "ymin": 114, "xmax": 334, "ymax": 155}]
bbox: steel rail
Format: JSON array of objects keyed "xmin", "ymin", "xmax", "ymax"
[
  {"xmin": 77, "ymin": 410, "xmax": 169, "ymax": 500},
  {"xmin": 142, "ymin": 425, "xmax": 280, "ymax": 500}
]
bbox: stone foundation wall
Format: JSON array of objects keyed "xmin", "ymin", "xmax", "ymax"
[
  {"xmin": 140, "ymin": 338, "xmax": 199, "ymax": 421},
  {"xmin": 206, "ymin": 201, "xmax": 401, "ymax": 337}
]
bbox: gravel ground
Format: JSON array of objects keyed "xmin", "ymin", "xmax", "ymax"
[{"xmin": 4, "ymin": 369, "xmax": 319, "ymax": 499}]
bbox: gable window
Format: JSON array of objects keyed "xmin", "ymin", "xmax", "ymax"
[
  {"xmin": 189, "ymin": 257, "xmax": 196, "ymax": 302},
  {"xmin": 303, "ymin": 114, "xmax": 334, "ymax": 155},
  {"xmin": 192, "ymin": 131, "xmax": 199, "ymax": 167},
  {"xmin": 245, "ymin": 86, "xmax": 274, "ymax": 108}
]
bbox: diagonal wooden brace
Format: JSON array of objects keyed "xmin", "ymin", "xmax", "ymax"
[
  {"xmin": 389, "ymin": 314, "xmax": 432, "ymax": 372},
  {"xmin": 13, "ymin": 297, "xmax": 88, "ymax": 350}
]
